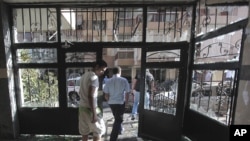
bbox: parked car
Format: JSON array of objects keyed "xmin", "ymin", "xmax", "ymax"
[
  {"xmin": 67, "ymin": 76, "xmax": 81, "ymax": 104},
  {"xmin": 191, "ymin": 81, "xmax": 213, "ymax": 97}
]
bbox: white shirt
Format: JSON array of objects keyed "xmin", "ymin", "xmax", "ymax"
[
  {"xmin": 79, "ymin": 71, "xmax": 99, "ymax": 108},
  {"xmin": 103, "ymin": 74, "xmax": 130, "ymax": 105},
  {"xmin": 225, "ymin": 70, "xmax": 235, "ymax": 79},
  {"xmin": 205, "ymin": 71, "xmax": 212, "ymax": 81}
]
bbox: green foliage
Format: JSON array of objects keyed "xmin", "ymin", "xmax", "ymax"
[
  {"xmin": 20, "ymin": 49, "xmax": 31, "ymax": 63},
  {"xmin": 21, "ymin": 69, "xmax": 58, "ymax": 107}
]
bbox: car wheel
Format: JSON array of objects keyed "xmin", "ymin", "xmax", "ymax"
[
  {"xmin": 69, "ymin": 91, "xmax": 80, "ymax": 102},
  {"xmin": 192, "ymin": 91, "xmax": 198, "ymax": 97}
]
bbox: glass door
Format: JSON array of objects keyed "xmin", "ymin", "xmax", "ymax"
[{"xmin": 138, "ymin": 42, "xmax": 188, "ymax": 141}]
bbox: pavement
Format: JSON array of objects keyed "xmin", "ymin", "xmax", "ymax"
[{"xmin": 102, "ymin": 102, "xmax": 141, "ymax": 141}]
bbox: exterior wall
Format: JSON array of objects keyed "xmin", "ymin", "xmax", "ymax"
[
  {"xmin": 235, "ymin": 1, "xmax": 250, "ymax": 124},
  {"xmin": 0, "ymin": 1, "xmax": 19, "ymax": 139}
]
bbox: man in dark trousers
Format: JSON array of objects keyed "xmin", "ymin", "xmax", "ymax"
[{"xmin": 103, "ymin": 66, "xmax": 130, "ymax": 141}]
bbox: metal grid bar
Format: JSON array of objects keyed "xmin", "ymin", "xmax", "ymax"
[
  {"xmin": 163, "ymin": 8, "xmax": 166, "ymax": 34},
  {"xmin": 76, "ymin": 8, "xmax": 78, "ymax": 40},
  {"xmin": 180, "ymin": 7, "xmax": 183, "ymax": 37},
  {"xmin": 174, "ymin": 7, "xmax": 177, "ymax": 38}
]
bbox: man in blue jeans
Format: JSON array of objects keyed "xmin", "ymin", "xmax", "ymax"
[
  {"xmin": 131, "ymin": 69, "xmax": 154, "ymax": 120},
  {"xmin": 131, "ymin": 73, "xmax": 141, "ymax": 120},
  {"xmin": 103, "ymin": 66, "xmax": 130, "ymax": 141},
  {"xmin": 145, "ymin": 69, "xmax": 155, "ymax": 109}
]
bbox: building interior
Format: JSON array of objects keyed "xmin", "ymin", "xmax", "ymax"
[{"xmin": 0, "ymin": 0, "xmax": 250, "ymax": 141}]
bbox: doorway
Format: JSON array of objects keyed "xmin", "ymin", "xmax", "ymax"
[
  {"xmin": 9, "ymin": 3, "xmax": 194, "ymax": 140},
  {"xmin": 138, "ymin": 42, "xmax": 189, "ymax": 141},
  {"xmin": 102, "ymin": 43, "xmax": 189, "ymax": 141}
]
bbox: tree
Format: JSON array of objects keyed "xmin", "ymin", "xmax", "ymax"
[{"xmin": 20, "ymin": 49, "xmax": 58, "ymax": 107}]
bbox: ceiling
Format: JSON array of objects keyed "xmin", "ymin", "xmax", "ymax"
[
  {"xmin": 3, "ymin": 0, "xmax": 88, "ymax": 2},
  {"xmin": 3, "ymin": 0, "xmax": 193, "ymax": 4}
]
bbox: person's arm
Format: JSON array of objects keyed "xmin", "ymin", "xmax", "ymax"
[
  {"xmin": 147, "ymin": 73, "xmax": 155, "ymax": 93},
  {"xmin": 150, "ymin": 80, "xmax": 155, "ymax": 93},
  {"xmin": 88, "ymin": 85, "xmax": 98, "ymax": 123},
  {"xmin": 104, "ymin": 93, "xmax": 110, "ymax": 101},
  {"xmin": 125, "ymin": 80, "xmax": 131, "ymax": 106},
  {"xmin": 131, "ymin": 78, "xmax": 137, "ymax": 94},
  {"xmin": 125, "ymin": 92, "xmax": 130, "ymax": 106},
  {"xmin": 103, "ymin": 82, "xmax": 109, "ymax": 101}
]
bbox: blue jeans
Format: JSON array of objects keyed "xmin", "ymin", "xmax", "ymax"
[
  {"xmin": 131, "ymin": 91, "xmax": 140, "ymax": 116},
  {"xmin": 144, "ymin": 92, "xmax": 150, "ymax": 109}
]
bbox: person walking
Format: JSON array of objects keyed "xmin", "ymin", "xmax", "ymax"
[
  {"xmin": 145, "ymin": 69, "xmax": 155, "ymax": 109},
  {"xmin": 131, "ymin": 73, "xmax": 141, "ymax": 120},
  {"xmin": 103, "ymin": 66, "xmax": 130, "ymax": 141},
  {"xmin": 131, "ymin": 69, "xmax": 155, "ymax": 119},
  {"xmin": 78, "ymin": 60, "xmax": 108, "ymax": 141}
]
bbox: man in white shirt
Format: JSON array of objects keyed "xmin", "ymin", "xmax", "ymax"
[
  {"xmin": 78, "ymin": 60, "xmax": 107, "ymax": 141},
  {"xmin": 103, "ymin": 66, "xmax": 130, "ymax": 141}
]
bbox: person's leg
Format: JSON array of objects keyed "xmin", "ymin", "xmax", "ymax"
[
  {"xmin": 93, "ymin": 114, "xmax": 106, "ymax": 141},
  {"xmin": 91, "ymin": 114, "xmax": 106, "ymax": 141},
  {"xmin": 109, "ymin": 104, "xmax": 125, "ymax": 141},
  {"xmin": 144, "ymin": 92, "xmax": 149, "ymax": 109},
  {"xmin": 109, "ymin": 104, "xmax": 120, "ymax": 141},
  {"xmin": 131, "ymin": 91, "xmax": 140, "ymax": 119},
  {"xmin": 93, "ymin": 135, "xmax": 102, "ymax": 141},
  {"xmin": 82, "ymin": 135, "xmax": 88, "ymax": 141},
  {"xmin": 79, "ymin": 107, "xmax": 91, "ymax": 141}
]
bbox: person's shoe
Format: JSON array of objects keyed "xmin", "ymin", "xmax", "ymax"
[
  {"xmin": 131, "ymin": 115, "xmax": 135, "ymax": 120},
  {"xmin": 119, "ymin": 127, "xmax": 124, "ymax": 135}
]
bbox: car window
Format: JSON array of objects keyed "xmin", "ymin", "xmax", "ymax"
[
  {"xmin": 68, "ymin": 80, "xmax": 75, "ymax": 86},
  {"xmin": 75, "ymin": 80, "xmax": 80, "ymax": 86}
]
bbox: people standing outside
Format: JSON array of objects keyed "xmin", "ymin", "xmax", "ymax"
[
  {"xmin": 131, "ymin": 73, "xmax": 141, "ymax": 120},
  {"xmin": 78, "ymin": 60, "xmax": 107, "ymax": 141},
  {"xmin": 103, "ymin": 66, "xmax": 130, "ymax": 141},
  {"xmin": 131, "ymin": 69, "xmax": 155, "ymax": 119},
  {"xmin": 102, "ymin": 75, "xmax": 109, "ymax": 89},
  {"xmin": 145, "ymin": 69, "xmax": 155, "ymax": 109}
]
